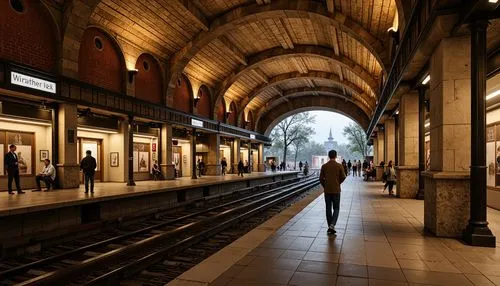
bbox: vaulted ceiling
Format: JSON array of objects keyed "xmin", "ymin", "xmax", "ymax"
[{"xmin": 70, "ymin": 0, "xmax": 399, "ymax": 130}]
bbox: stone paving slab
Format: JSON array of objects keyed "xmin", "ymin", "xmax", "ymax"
[{"xmin": 167, "ymin": 176, "xmax": 500, "ymax": 286}]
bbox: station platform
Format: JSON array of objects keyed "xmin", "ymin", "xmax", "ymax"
[
  {"xmin": 169, "ymin": 177, "xmax": 500, "ymax": 286},
  {"xmin": 0, "ymin": 171, "xmax": 299, "ymax": 254}
]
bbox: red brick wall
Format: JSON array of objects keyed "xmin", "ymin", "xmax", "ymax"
[
  {"xmin": 216, "ymin": 98, "xmax": 226, "ymax": 122},
  {"xmin": 78, "ymin": 28, "xmax": 124, "ymax": 93},
  {"xmin": 0, "ymin": 1, "xmax": 57, "ymax": 73},
  {"xmin": 135, "ymin": 53, "xmax": 162, "ymax": 104},
  {"xmin": 173, "ymin": 75, "xmax": 192, "ymax": 113},
  {"xmin": 195, "ymin": 85, "xmax": 211, "ymax": 119},
  {"xmin": 228, "ymin": 102, "xmax": 237, "ymax": 126}
]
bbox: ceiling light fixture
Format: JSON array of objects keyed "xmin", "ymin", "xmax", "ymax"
[
  {"xmin": 424, "ymin": 122, "xmax": 430, "ymax": 128},
  {"xmin": 488, "ymin": 0, "xmax": 498, "ymax": 3},
  {"xmin": 486, "ymin": 90, "xmax": 500, "ymax": 101},
  {"xmin": 421, "ymin": 75, "xmax": 430, "ymax": 85}
]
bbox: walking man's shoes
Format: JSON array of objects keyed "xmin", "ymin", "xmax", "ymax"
[{"xmin": 327, "ymin": 228, "xmax": 336, "ymax": 235}]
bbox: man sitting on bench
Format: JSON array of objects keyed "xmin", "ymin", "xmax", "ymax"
[{"xmin": 35, "ymin": 159, "xmax": 56, "ymax": 191}]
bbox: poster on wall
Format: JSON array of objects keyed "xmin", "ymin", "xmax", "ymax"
[
  {"xmin": 133, "ymin": 151, "xmax": 139, "ymax": 173},
  {"xmin": 139, "ymin": 151, "xmax": 149, "ymax": 172},
  {"xmin": 487, "ymin": 142, "xmax": 495, "ymax": 187},
  {"xmin": 82, "ymin": 141, "xmax": 99, "ymax": 171},
  {"xmin": 0, "ymin": 144, "xmax": 3, "ymax": 175},
  {"xmin": 16, "ymin": 145, "xmax": 32, "ymax": 175}
]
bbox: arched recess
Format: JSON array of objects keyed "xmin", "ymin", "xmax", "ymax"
[
  {"xmin": 227, "ymin": 101, "xmax": 237, "ymax": 126},
  {"xmin": 78, "ymin": 27, "xmax": 126, "ymax": 93},
  {"xmin": 216, "ymin": 96, "xmax": 226, "ymax": 122},
  {"xmin": 172, "ymin": 74, "xmax": 193, "ymax": 114},
  {"xmin": 246, "ymin": 110, "xmax": 255, "ymax": 131},
  {"xmin": 0, "ymin": 0, "xmax": 59, "ymax": 73},
  {"xmin": 257, "ymin": 95, "xmax": 370, "ymax": 136},
  {"xmin": 135, "ymin": 53, "xmax": 163, "ymax": 104},
  {"xmin": 195, "ymin": 85, "xmax": 211, "ymax": 118}
]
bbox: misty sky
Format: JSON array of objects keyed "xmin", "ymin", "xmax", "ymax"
[{"xmin": 307, "ymin": 111, "xmax": 358, "ymax": 145}]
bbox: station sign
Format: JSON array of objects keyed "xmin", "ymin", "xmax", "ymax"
[
  {"xmin": 249, "ymin": 134, "xmax": 256, "ymax": 139},
  {"xmin": 11, "ymin": 71, "xmax": 56, "ymax": 94},
  {"xmin": 191, "ymin": 118, "xmax": 204, "ymax": 128}
]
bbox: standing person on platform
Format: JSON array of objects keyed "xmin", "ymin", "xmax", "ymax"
[
  {"xmin": 357, "ymin": 160, "xmax": 362, "ymax": 176},
  {"xmin": 35, "ymin": 159, "xmax": 56, "ymax": 191},
  {"xmin": 347, "ymin": 160, "xmax": 352, "ymax": 175},
  {"xmin": 5, "ymin": 144, "xmax": 25, "ymax": 194},
  {"xmin": 238, "ymin": 159, "xmax": 244, "ymax": 177},
  {"xmin": 221, "ymin": 157, "xmax": 227, "ymax": 175},
  {"xmin": 320, "ymin": 150, "xmax": 346, "ymax": 235},
  {"xmin": 80, "ymin": 150, "xmax": 97, "ymax": 194},
  {"xmin": 271, "ymin": 160, "xmax": 276, "ymax": 172},
  {"xmin": 352, "ymin": 161, "xmax": 357, "ymax": 177},
  {"xmin": 385, "ymin": 160, "xmax": 397, "ymax": 196},
  {"xmin": 152, "ymin": 160, "xmax": 161, "ymax": 181},
  {"xmin": 299, "ymin": 161, "xmax": 303, "ymax": 171},
  {"xmin": 341, "ymin": 159, "xmax": 348, "ymax": 176}
]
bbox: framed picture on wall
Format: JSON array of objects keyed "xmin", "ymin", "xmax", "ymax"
[
  {"xmin": 110, "ymin": 152, "xmax": 119, "ymax": 167},
  {"xmin": 40, "ymin": 150, "xmax": 49, "ymax": 161}
]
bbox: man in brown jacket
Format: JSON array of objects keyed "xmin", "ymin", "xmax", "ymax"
[{"xmin": 320, "ymin": 150, "xmax": 346, "ymax": 235}]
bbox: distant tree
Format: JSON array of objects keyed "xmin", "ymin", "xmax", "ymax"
[
  {"xmin": 270, "ymin": 112, "xmax": 316, "ymax": 165},
  {"xmin": 296, "ymin": 141, "xmax": 326, "ymax": 162},
  {"xmin": 343, "ymin": 123, "xmax": 372, "ymax": 158},
  {"xmin": 291, "ymin": 133, "xmax": 309, "ymax": 169}
]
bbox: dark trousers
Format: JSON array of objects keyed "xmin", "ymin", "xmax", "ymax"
[
  {"xmin": 84, "ymin": 172, "xmax": 95, "ymax": 193},
  {"xmin": 36, "ymin": 175, "xmax": 54, "ymax": 190},
  {"xmin": 324, "ymin": 193, "xmax": 341, "ymax": 228},
  {"xmin": 238, "ymin": 168, "xmax": 244, "ymax": 177},
  {"xmin": 386, "ymin": 181, "xmax": 395, "ymax": 194},
  {"xmin": 7, "ymin": 168, "xmax": 21, "ymax": 192}
]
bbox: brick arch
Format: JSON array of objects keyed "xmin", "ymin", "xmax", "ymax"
[
  {"xmin": 78, "ymin": 27, "xmax": 125, "ymax": 93},
  {"xmin": 172, "ymin": 74, "xmax": 193, "ymax": 114},
  {"xmin": 195, "ymin": 85, "xmax": 211, "ymax": 119},
  {"xmin": 216, "ymin": 96, "xmax": 227, "ymax": 123},
  {"xmin": 135, "ymin": 53, "xmax": 163, "ymax": 104},
  {"xmin": 0, "ymin": 0, "xmax": 59, "ymax": 73},
  {"xmin": 227, "ymin": 101, "xmax": 237, "ymax": 126}
]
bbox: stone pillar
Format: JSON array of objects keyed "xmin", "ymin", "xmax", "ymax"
[
  {"xmin": 258, "ymin": 143, "xmax": 265, "ymax": 172},
  {"xmin": 205, "ymin": 134, "xmax": 221, "ymax": 175},
  {"xmin": 422, "ymin": 36, "xmax": 471, "ymax": 238},
  {"xmin": 232, "ymin": 138, "xmax": 241, "ymax": 174},
  {"xmin": 247, "ymin": 141, "xmax": 252, "ymax": 173},
  {"xmin": 126, "ymin": 115, "xmax": 135, "ymax": 186},
  {"xmin": 417, "ymin": 87, "xmax": 427, "ymax": 200},
  {"xmin": 161, "ymin": 124, "xmax": 175, "ymax": 179},
  {"xmin": 56, "ymin": 103, "xmax": 79, "ymax": 188},
  {"xmin": 373, "ymin": 138, "xmax": 378, "ymax": 165},
  {"xmin": 396, "ymin": 92, "xmax": 420, "ymax": 198},
  {"xmin": 375, "ymin": 129, "xmax": 385, "ymax": 180},
  {"xmin": 384, "ymin": 118, "xmax": 396, "ymax": 163}
]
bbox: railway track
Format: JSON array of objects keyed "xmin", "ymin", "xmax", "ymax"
[{"xmin": 0, "ymin": 174, "xmax": 319, "ymax": 286}]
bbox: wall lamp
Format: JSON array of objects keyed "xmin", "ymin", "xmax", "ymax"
[
  {"xmin": 128, "ymin": 69, "xmax": 138, "ymax": 83},
  {"xmin": 194, "ymin": 97, "xmax": 200, "ymax": 107},
  {"xmin": 421, "ymin": 74, "xmax": 430, "ymax": 85}
]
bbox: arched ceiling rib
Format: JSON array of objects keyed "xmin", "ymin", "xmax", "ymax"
[{"xmin": 214, "ymin": 45, "xmax": 379, "ymax": 106}]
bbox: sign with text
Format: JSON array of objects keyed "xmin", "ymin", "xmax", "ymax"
[
  {"xmin": 11, "ymin": 72, "xmax": 56, "ymax": 94},
  {"xmin": 249, "ymin": 134, "xmax": 256, "ymax": 139},
  {"xmin": 191, "ymin": 118, "xmax": 204, "ymax": 128}
]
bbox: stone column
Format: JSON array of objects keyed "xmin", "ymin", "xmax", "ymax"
[
  {"xmin": 417, "ymin": 87, "xmax": 427, "ymax": 200},
  {"xmin": 258, "ymin": 143, "xmax": 265, "ymax": 172},
  {"xmin": 373, "ymin": 138, "xmax": 378, "ymax": 166},
  {"xmin": 232, "ymin": 138, "xmax": 241, "ymax": 174},
  {"xmin": 463, "ymin": 20, "xmax": 496, "ymax": 246},
  {"xmin": 161, "ymin": 124, "xmax": 175, "ymax": 179},
  {"xmin": 247, "ymin": 141, "xmax": 252, "ymax": 173},
  {"xmin": 56, "ymin": 103, "xmax": 79, "ymax": 188},
  {"xmin": 422, "ymin": 36, "xmax": 471, "ymax": 238},
  {"xmin": 126, "ymin": 115, "xmax": 135, "ymax": 186},
  {"xmin": 205, "ymin": 134, "xmax": 221, "ymax": 175},
  {"xmin": 376, "ymin": 129, "xmax": 385, "ymax": 181},
  {"xmin": 384, "ymin": 118, "xmax": 396, "ymax": 163},
  {"xmin": 396, "ymin": 92, "xmax": 420, "ymax": 198}
]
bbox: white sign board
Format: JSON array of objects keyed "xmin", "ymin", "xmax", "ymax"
[
  {"xmin": 249, "ymin": 134, "xmax": 256, "ymax": 139},
  {"xmin": 191, "ymin": 119, "xmax": 204, "ymax": 128},
  {"xmin": 11, "ymin": 72, "xmax": 56, "ymax": 94}
]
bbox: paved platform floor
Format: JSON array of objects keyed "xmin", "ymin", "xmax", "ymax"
[
  {"xmin": 171, "ymin": 176, "xmax": 500, "ymax": 286},
  {"xmin": 0, "ymin": 171, "xmax": 297, "ymax": 216}
]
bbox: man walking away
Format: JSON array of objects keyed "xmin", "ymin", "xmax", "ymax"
[
  {"xmin": 320, "ymin": 150, "xmax": 346, "ymax": 235},
  {"xmin": 221, "ymin": 157, "xmax": 227, "ymax": 175},
  {"xmin": 347, "ymin": 160, "xmax": 352, "ymax": 175},
  {"xmin": 35, "ymin": 159, "xmax": 56, "ymax": 191},
  {"xmin": 5, "ymin": 144, "xmax": 25, "ymax": 194},
  {"xmin": 238, "ymin": 159, "xmax": 244, "ymax": 177},
  {"xmin": 299, "ymin": 161, "xmax": 303, "ymax": 171},
  {"xmin": 80, "ymin": 150, "xmax": 97, "ymax": 194}
]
